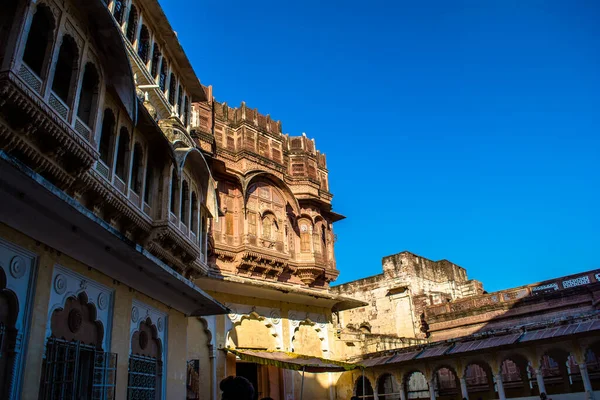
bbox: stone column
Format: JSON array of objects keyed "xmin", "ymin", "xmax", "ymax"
[
  {"xmin": 494, "ymin": 373, "xmax": 506, "ymax": 400},
  {"xmin": 535, "ymin": 368, "xmax": 546, "ymax": 395},
  {"xmin": 429, "ymin": 378, "xmax": 436, "ymax": 400},
  {"xmin": 579, "ymin": 363, "xmax": 594, "ymax": 397},
  {"xmin": 459, "ymin": 376, "xmax": 468, "ymax": 399},
  {"xmin": 399, "ymin": 385, "xmax": 407, "ymax": 400}
]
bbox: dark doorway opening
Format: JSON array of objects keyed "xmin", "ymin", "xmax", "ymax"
[{"xmin": 236, "ymin": 362, "xmax": 259, "ymax": 400}]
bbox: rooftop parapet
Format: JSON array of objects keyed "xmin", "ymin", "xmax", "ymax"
[
  {"xmin": 193, "ymin": 94, "xmax": 329, "ymax": 170},
  {"xmin": 425, "ymin": 268, "xmax": 600, "ymax": 318}
]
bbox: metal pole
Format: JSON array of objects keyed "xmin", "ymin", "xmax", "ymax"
[
  {"xmin": 300, "ymin": 366, "xmax": 306, "ymax": 400},
  {"xmin": 362, "ymin": 368, "xmax": 366, "ymax": 399}
]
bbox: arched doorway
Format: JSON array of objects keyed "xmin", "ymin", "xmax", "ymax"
[
  {"xmin": 39, "ymin": 292, "xmax": 116, "ymax": 399},
  {"xmin": 377, "ymin": 373, "xmax": 401, "ymax": 399},
  {"xmin": 500, "ymin": 355, "xmax": 530, "ymax": 398},
  {"xmin": 292, "ymin": 320, "xmax": 329, "ymax": 400},
  {"xmin": 128, "ymin": 317, "xmax": 163, "ymax": 399},
  {"xmin": 538, "ymin": 349, "xmax": 573, "ymax": 396},
  {"xmin": 228, "ymin": 313, "xmax": 277, "ymax": 399},
  {"xmin": 186, "ymin": 317, "xmax": 212, "ymax": 400},
  {"xmin": 433, "ymin": 366, "xmax": 460, "ymax": 400},
  {"xmin": 464, "ymin": 362, "xmax": 494, "ymax": 399},
  {"xmin": 354, "ymin": 375, "xmax": 375, "ymax": 400},
  {"xmin": 405, "ymin": 370, "xmax": 429, "ymax": 400}
]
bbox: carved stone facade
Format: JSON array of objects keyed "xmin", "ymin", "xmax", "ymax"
[{"xmin": 192, "ymin": 96, "xmax": 342, "ymax": 288}]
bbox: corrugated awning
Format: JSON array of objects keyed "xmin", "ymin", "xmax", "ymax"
[
  {"xmin": 448, "ymin": 333, "xmax": 522, "ymax": 354},
  {"xmin": 416, "ymin": 345, "xmax": 451, "ymax": 359},
  {"xmin": 520, "ymin": 319, "xmax": 600, "ymax": 342},
  {"xmin": 388, "ymin": 350, "xmax": 421, "ymax": 363},
  {"xmin": 360, "ymin": 355, "xmax": 393, "ymax": 367},
  {"xmin": 226, "ymin": 349, "xmax": 361, "ymax": 373}
]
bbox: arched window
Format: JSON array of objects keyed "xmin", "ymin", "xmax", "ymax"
[
  {"xmin": 137, "ymin": 25, "xmax": 150, "ymax": 63},
  {"xmin": 262, "ymin": 215, "xmax": 278, "ymax": 241},
  {"xmin": 183, "ymin": 96, "xmax": 189, "ymax": 126},
  {"xmin": 300, "ymin": 224, "xmax": 311, "ymax": 252},
  {"xmin": 355, "ymin": 377, "xmax": 374, "ymax": 400},
  {"xmin": 115, "ymin": 127, "xmax": 130, "ymax": 181},
  {"xmin": 159, "ymin": 59, "xmax": 168, "ymax": 92},
  {"xmin": 143, "ymin": 162, "xmax": 154, "ymax": 205},
  {"xmin": 406, "ymin": 371, "xmax": 429, "ymax": 399},
  {"xmin": 168, "ymin": 73, "xmax": 176, "ymax": 105},
  {"xmin": 22, "ymin": 4, "xmax": 55, "ymax": 77},
  {"xmin": 127, "ymin": 318, "xmax": 163, "ymax": 398},
  {"xmin": 150, "ymin": 44, "xmax": 160, "ymax": 78},
  {"xmin": 170, "ymin": 169, "xmax": 178, "ymax": 214},
  {"xmin": 51, "ymin": 35, "xmax": 79, "ymax": 104},
  {"xmin": 181, "ymin": 180, "xmax": 189, "ymax": 227},
  {"xmin": 130, "ymin": 143, "xmax": 144, "ymax": 194},
  {"xmin": 176, "ymin": 85, "xmax": 183, "ymax": 116},
  {"xmin": 191, "ymin": 192, "xmax": 198, "ymax": 235},
  {"xmin": 76, "ymin": 63, "xmax": 100, "ymax": 127},
  {"xmin": 377, "ymin": 374, "xmax": 400, "ymax": 399},
  {"xmin": 99, "ymin": 109, "xmax": 116, "ymax": 164},
  {"xmin": 262, "ymin": 216, "xmax": 271, "ymax": 240},
  {"xmin": 125, "ymin": 5, "xmax": 138, "ymax": 44},
  {"xmin": 112, "ymin": 0, "xmax": 125, "ymax": 24}
]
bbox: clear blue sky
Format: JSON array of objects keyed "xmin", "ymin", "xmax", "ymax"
[{"xmin": 160, "ymin": 0, "xmax": 600, "ymax": 292}]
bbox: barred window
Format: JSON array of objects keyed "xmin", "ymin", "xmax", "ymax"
[
  {"xmin": 51, "ymin": 35, "xmax": 79, "ymax": 104},
  {"xmin": 159, "ymin": 59, "xmax": 168, "ymax": 92},
  {"xmin": 126, "ymin": 5, "xmax": 138, "ymax": 43},
  {"xmin": 127, "ymin": 318, "xmax": 163, "ymax": 400},
  {"xmin": 176, "ymin": 85, "xmax": 183, "ymax": 116},
  {"xmin": 112, "ymin": 0, "xmax": 125, "ymax": 24},
  {"xmin": 130, "ymin": 143, "xmax": 144, "ymax": 194},
  {"xmin": 76, "ymin": 63, "xmax": 100, "ymax": 127},
  {"xmin": 22, "ymin": 4, "xmax": 55, "ymax": 77},
  {"xmin": 138, "ymin": 25, "xmax": 150, "ymax": 63},
  {"xmin": 115, "ymin": 127, "xmax": 130, "ymax": 180},
  {"xmin": 168, "ymin": 73, "xmax": 176, "ymax": 105},
  {"xmin": 150, "ymin": 44, "xmax": 161, "ymax": 78},
  {"xmin": 40, "ymin": 338, "xmax": 117, "ymax": 400},
  {"xmin": 99, "ymin": 109, "xmax": 116, "ymax": 165}
]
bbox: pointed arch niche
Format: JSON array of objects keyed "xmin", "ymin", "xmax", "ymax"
[
  {"xmin": 128, "ymin": 300, "xmax": 168, "ymax": 399},
  {"xmin": 47, "ymin": 265, "xmax": 114, "ymax": 350},
  {"xmin": 227, "ymin": 311, "xmax": 280, "ymax": 350}
]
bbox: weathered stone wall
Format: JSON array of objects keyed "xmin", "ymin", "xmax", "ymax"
[
  {"xmin": 331, "ymin": 251, "xmax": 483, "ymax": 339},
  {"xmin": 425, "ymin": 270, "xmax": 600, "ymax": 340}
]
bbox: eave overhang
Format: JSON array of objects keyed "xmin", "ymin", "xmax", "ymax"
[
  {"xmin": 141, "ymin": 0, "xmax": 206, "ymax": 102},
  {"xmin": 195, "ymin": 273, "xmax": 366, "ymax": 312},
  {"xmin": 78, "ymin": 0, "xmax": 137, "ymax": 123},
  {"xmin": 0, "ymin": 152, "xmax": 227, "ymax": 316}
]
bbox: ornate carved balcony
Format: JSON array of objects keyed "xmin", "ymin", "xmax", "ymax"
[{"xmin": 0, "ymin": 71, "xmax": 98, "ymax": 189}]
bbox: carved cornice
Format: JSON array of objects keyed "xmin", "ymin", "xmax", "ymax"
[
  {"xmin": 148, "ymin": 221, "xmax": 201, "ymax": 273},
  {"xmin": 0, "ymin": 72, "xmax": 99, "ymax": 188},
  {"xmin": 82, "ymin": 170, "xmax": 153, "ymax": 234}
]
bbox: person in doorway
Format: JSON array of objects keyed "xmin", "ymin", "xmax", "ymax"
[{"xmin": 220, "ymin": 376, "xmax": 255, "ymax": 400}]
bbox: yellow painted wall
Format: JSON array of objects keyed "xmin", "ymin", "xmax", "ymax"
[{"xmin": 0, "ymin": 223, "xmax": 189, "ymax": 399}]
